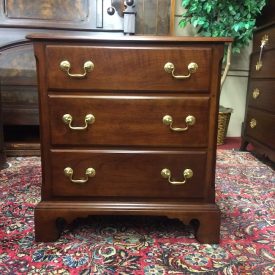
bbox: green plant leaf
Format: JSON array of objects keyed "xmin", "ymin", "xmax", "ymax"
[
  {"xmin": 182, "ymin": 0, "xmax": 191, "ymax": 7},
  {"xmin": 179, "ymin": 0, "xmax": 267, "ymax": 54},
  {"xmin": 179, "ymin": 20, "xmax": 187, "ymax": 28}
]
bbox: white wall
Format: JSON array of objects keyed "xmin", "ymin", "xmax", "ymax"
[
  {"xmin": 220, "ymin": 46, "xmax": 251, "ymax": 137},
  {"xmin": 173, "ymin": 1, "xmax": 250, "ymax": 137}
]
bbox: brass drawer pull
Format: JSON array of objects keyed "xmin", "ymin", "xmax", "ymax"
[
  {"xmin": 250, "ymin": 118, "xmax": 257, "ymax": 128},
  {"xmin": 164, "ymin": 62, "xmax": 198, "ymax": 79},
  {"xmin": 60, "ymin": 60, "xmax": 94, "ymax": 78},
  {"xmin": 252, "ymin": 88, "xmax": 260, "ymax": 99},
  {"xmin": 256, "ymin": 35, "xmax": 269, "ymax": 71},
  {"xmin": 62, "ymin": 114, "xmax": 95, "ymax": 130},
  {"xmin": 161, "ymin": 168, "xmax": 193, "ymax": 185},
  {"xmin": 162, "ymin": 114, "xmax": 196, "ymax": 132},
  {"xmin": 64, "ymin": 167, "xmax": 96, "ymax": 184}
]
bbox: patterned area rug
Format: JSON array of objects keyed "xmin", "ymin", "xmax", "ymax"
[{"xmin": 0, "ymin": 150, "xmax": 274, "ymax": 274}]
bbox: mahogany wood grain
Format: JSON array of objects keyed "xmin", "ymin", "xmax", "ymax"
[
  {"xmin": 46, "ymin": 45, "xmax": 211, "ymax": 92},
  {"xmin": 50, "ymin": 149, "xmax": 207, "ymax": 198},
  {"xmin": 49, "ymin": 95, "xmax": 209, "ymax": 147},
  {"xmin": 27, "ymin": 33, "xmax": 233, "ymax": 43},
  {"xmin": 5, "ymin": 0, "xmax": 88, "ymax": 21},
  {"xmin": 35, "ymin": 201, "xmax": 220, "ymax": 243}
]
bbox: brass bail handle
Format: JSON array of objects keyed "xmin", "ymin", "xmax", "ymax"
[
  {"xmin": 60, "ymin": 60, "xmax": 94, "ymax": 78},
  {"xmin": 252, "ymin": 88, "xmax": 260, "ymax": 99},
  {"xmin": 256, "ymin": 35, "xmax": 269, "ymax": 71},
  {"xmin": 64, "ymin": 167, "xmax": 96, "ymax": 184},
  {"xmin": 161, "ymin": 168, "xmax": 193, "ymax": 185},
  {"xmin": 250, "ymin": 118, "xmax": 257, "ymax": 129},
  {"xmin": 162, "ymin": 114, "xmax": 196, "ymax": 132},
  {"xmin": 164, "ymin": 62, "xmax": 198, "ymax": 79},
  {"xmin": 62, "ymin": 113, "xmax": 95, "ymax": 130}
]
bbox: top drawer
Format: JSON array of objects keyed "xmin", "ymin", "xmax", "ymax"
[{"xmin": 46, "ymin": 45, "xmax": 212, "ymax": 92}]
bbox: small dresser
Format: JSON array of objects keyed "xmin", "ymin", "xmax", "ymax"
[
  {"xmin": 27, "ymin": 34, "xmax": 231, "ymax": 243},
  {"xmin": 241, "ymin": 22, "xmax": 275, "ymax": 163}
]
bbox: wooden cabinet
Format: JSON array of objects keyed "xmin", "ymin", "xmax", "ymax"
[
  {"xmin": 241, "ymin": 22, "xmax": 275, "ymax": 163},
  {"xmin": 28, "ymin": 34, "xmax": 231, "ymax": 243}
]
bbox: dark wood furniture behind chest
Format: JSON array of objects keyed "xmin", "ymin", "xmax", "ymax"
[
  {"xmin": 28, "ymin": 34, "xmax": 230, "ymax": 243},
  {"xmin": 241, "ymin": 22, "xmax": 275, "ymax": 163}
]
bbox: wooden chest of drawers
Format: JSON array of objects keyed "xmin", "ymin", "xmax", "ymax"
[
  {"xmin": 241, "ymin": 23, "xmax": 275, "ymax": 163},
  {"xmin": 27, "ymin": 34, "xmax": 230, "ymax": 243}
]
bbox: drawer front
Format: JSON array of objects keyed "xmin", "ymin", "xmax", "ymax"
[
  {"xmin": 50, "ymin": 150, "xmax": 207, "ymax": 198},
  {"xmin": 245, "ymin": 109, "xmax": 275, "ymax": 149},
  {"xmin": 247, "ymin": 80, "xmax": 275, "ymax": 113},
  {"xmin": 253, "ymin": 26, "xmax": 275, "ymax": 51},
  {"xmin": 46, "ymin": 45, "xmax": 212, "ymax": 92},
  {"xmin": 250, "ymin": 50, "xmax": 275, "ymax": 78},
  {"xmin": 49, "ymin": 95, "xmax": 209, "ymax": 147}
]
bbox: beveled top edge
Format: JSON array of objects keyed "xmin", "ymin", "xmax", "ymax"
[{"xmin": 26, "ymin": 33, "xmax": 233, "ymax": 43}]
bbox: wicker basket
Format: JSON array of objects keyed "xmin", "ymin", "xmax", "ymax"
[{"xmin": 217, "ymin": 106, "xmax": 233, "ymax": 145}]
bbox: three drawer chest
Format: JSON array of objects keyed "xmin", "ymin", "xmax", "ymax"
[
  {"xmin": 27, "ymin": 34, "xmax": 231, "ymax": 243},
  {"xmin": 241, "ymin": 22, "xmax": 275, "ymax": 163}
]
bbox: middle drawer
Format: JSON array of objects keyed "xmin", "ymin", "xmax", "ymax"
[{"xmin": 49, "ymin": 95, "xmax": 210, "ymax": 147}]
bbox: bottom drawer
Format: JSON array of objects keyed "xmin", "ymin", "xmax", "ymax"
[
  {"xmin": 245, "ymin": 109, "xmax": 275, "ymax": 149},
  {"xmin": 50, "ymin": 150, "xmax": 208, "ymax": 199}
]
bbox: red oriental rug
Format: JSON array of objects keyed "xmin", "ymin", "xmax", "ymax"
[{"xmin": 0, "ymin": 150, "xmax": 274, "ymax": 274}]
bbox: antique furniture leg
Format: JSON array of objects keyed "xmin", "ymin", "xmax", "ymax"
[{"xmin": 35, "ymin": 202, "xmax": 220, "ymax": 243}]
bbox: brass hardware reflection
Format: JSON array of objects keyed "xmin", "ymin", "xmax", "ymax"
[
  {"xmin": 64, "ymin": 167, "xmax": 96, "ymax": 184},
  {"xmin": 62, "ymin": 114, "xmax": 95, "ymax": 130},
  {"xmin": 250, "ymin": 118, "xmax": 257, "ymax": 129},
  {"xmin": 252, "ymin": 88, "xmax": 260, "ymax": 99},
  {"xmin": 256, "ymin": 61, "xmax": 262, "ymax": 71},
  {"xmin": 60, "ymin": 60, "xmax": 94, "ymax": 78},
  {"xmin": 162, "ymin": 114, "xmax": 196, "ymax": 132},
  {"xmin": 161, "ymin": 168, "xmax": 193, "ymax": 185},
  {"xmin": 256, "ymin": 34, "xmax": 269, "ymax": 71},
  {"xmin": 164, "ymin": 62, "xmax": 198, "ymax": 79}
]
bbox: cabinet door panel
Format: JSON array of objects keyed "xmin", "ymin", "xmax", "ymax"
[{"xmin": 5, "ymin": 0, "xmax": 89, "ymax": 21}]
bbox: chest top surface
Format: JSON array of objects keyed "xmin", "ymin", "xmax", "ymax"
[{"xmin": 27, "ymin": 33, "xmax": 233, "ymax": 43}]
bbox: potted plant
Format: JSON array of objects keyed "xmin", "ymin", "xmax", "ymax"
[{"xmin": 178, "ymin": 0, "xmax": 267, "ymax": 144}]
